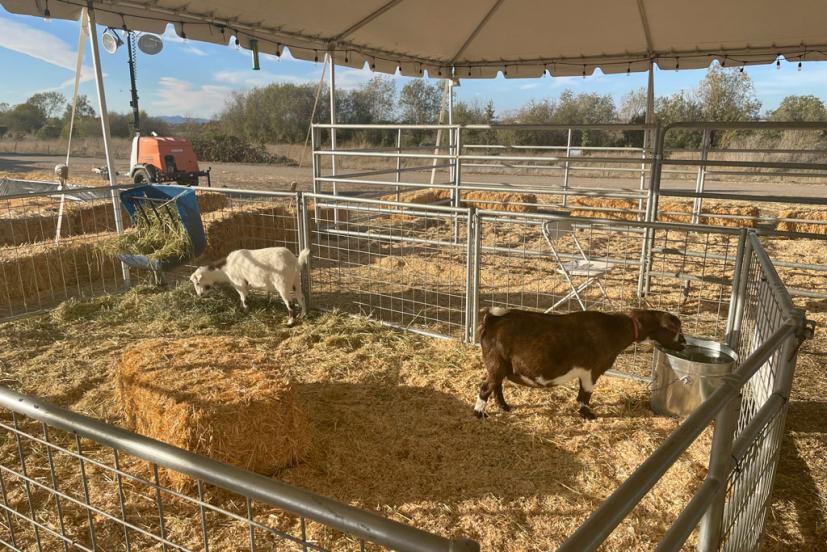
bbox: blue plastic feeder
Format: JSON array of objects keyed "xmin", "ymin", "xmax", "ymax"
[{"xmin": 117, "ymin": 184, "xmax": 206, "ymax": 272}]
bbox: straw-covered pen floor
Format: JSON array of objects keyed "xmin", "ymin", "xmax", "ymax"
[{"xmin": 0, "ymin": 283, "xmax": 714, "ymax": 551}]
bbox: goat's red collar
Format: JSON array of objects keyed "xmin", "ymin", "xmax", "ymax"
[{"xmin": 628, "ymin": 313, "xmax": 642, "ymax": 342}]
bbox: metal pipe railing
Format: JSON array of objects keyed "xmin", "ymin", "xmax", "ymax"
[
  {"xmin": 0, "ymin": 385, "xmax": 479, "ymax": 552},
  {"xmin": 556, "ymin": 320, "xmax": 798, "ymax": 552}
]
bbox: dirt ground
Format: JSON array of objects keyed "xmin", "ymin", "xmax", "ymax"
[
  {"xmin": 0, "ymin": 160, "xmax": 825, "ymax": 549},
  {"xmin": 4, "ymin": 151, "xmax": 827, "ymax": 199}
]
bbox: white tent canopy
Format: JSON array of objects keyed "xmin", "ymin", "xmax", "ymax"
[{"xmin": 4, "ymin": 0, "xmax": 827, "ymax": 77}]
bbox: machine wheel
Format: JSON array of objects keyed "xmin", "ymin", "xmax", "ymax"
[{"xmin": 132, "ymin": 166, "xmax": 156, "ymax": 184}]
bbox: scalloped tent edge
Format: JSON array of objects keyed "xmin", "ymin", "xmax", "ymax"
[{"xmin": 3, "ymin": 0, "xmax": 827, "ymax": 78}]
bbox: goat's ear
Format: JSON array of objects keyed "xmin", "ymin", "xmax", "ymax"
[{"xmin": 656, "ymin": 312, "xmax": 682, "ymax": 332}]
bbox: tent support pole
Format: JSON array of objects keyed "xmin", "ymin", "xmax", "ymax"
[
  {"xmin": 328, "ymin": 52, "xmax": 339, "ymax": 223},
  {"xmin": 87, "ymin": 0, "xmax": 130, "ymax": 285}
]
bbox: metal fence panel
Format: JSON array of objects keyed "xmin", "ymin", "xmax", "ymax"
[
  {"xmin": 474, "ymin": 211, "xmax": 743, "ymax": 378},
  {"xmin": 306, "ymin": 193, "xmax": 470, "ymax": 340},
  {"xmin": 0, "ymin": 386, "xmax": 479, "ymax": 552}
]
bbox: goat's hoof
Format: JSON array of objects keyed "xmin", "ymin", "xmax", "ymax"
[
  {"xmin": 579, "ymin": 407, "xmax": 597, "ymax": 420},
  {"xmin": 473, "ymin": 410, "xmax": 488, "ymax": 419},
  {"xmin": 497, "ymin": 403, "xmax": 512, "ymax": 412},
  {"xmin": 286, "ymin": 319, "xmax": 296, "ymax": 328}
]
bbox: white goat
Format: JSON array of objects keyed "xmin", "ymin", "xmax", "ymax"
[{"xmin": 190, "ymin": 247, "xmax": 310, "ymax": 326}]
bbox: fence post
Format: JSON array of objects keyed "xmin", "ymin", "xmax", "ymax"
[
  {"xmin": 453, "ymin": 127, "xmax": 463, "ymax": 244},
  {"xmin": 311, "ymin": 126, "xmax": 321, "ymax": 221},
  {"xmin": 637, "ymin": 122, "xmax": 663, "ymax": 298},
  {"xmin": 395, "ymin": 128, "xmax": 403, "ymax": 203},
  {"xmin": 465, "ymin": 208, "xmax": 480, "ymax": 343},
  {"xmin": 296, "ymin": 192, "xmax": 312, "ymax": 311},
  {"xmin": 692, "ymin": 128, "xmax": 712, "ymax": 225},
  {"xmin": 696, "ymin": 387, "xmax": 741, "ymax": 552},
  {"xmin": 725, "ymin": 229, "xmax": 750, "ymax": 349},
  {"xmin": 562, "ymin": 128, "xmax": 573, "ymax": 207}
]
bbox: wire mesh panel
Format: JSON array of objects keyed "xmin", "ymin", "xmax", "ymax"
[
  {"xmin": 718, "ymin": 235, "xmax": 802, "ymax": 552},
  {"xmin": 475, "ymin": 212, "xmax": 742, "ymax": 376},
  {"xmin": 0, "ymin": 188, "xmax": 127, "ymax": 320},
  {"xmin": 306, "ymin": 194, "xmax": 469, "ymax": 339},
  {"xmin": 0, "ymin": 387, "xmax": 478, "ymax": 552}
]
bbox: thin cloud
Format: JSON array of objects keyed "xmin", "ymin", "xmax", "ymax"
[
  {"xmin": 0, "ymin": 17, "xmax": 95, "ymax": 83},
  {"xmin": 213, "ymin": 70, "xmax": 309, "ymax": 87},
  {"xmin": 149, "ymin": 76, "xmax": 234, "ymax": 117}
]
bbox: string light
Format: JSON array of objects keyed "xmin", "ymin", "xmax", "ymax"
[
  {"xmin": 626, "ymin": 63, "xmax": 631, "ymax": 75},
  {"xmin": 276, "ymin": 43, "xmax": 281, "ymax": 58},
  {"xmin": 180, "ymin": 23, "xmax": 186, "ymax": 40},
  {"xmin": 776, "ymin": 58, "xmax": 781, "ymax": 70},
  {"xmin": 675, "ymin": 57, "xmax": 679, "ymax": 71},
  {"xmin": 798, "ymin": 61, "xmax": 803, "ymax": 71},
  {"xmin": 371, "ymin": 60, "xmax": 376, "ymax": 70},
  {"xmin": 43, "ymin": 0, "xmax": 50, "ymax": 18},
  {"xmin": 314, "ymin": 50, "xmax": 318, "ymax": 63},
  {"xmin": 582, "ymin": 64, "xmax": 586, "ymax": 78},
  {"xmin": 740, "ymin": 63, "xmax": 745, "ymax": 73},
  {"xmin": 503, "ymin": 65, "xmax": 508, "ymax": 76}
]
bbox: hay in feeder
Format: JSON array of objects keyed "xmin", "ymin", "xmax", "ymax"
[
  {"xmin": 98, "ymin": 208, "xmax": 192, "ymax": 265},
  {"xmin": 776, "ymin": 208, "xmax": 827, "ymax": 235},
  {"xmin": 116, "ymin": 335, "xmax": 311, "ymax": 491},
  {"xmin": 462, "ymin": 191, "xmax": 538, "ymax": 213}
]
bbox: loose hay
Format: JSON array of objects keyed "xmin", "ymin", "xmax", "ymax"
[
  {"xmin": 116, "ymin": 336, "xmax": 311, "ymax": 490},
  {"xmin": 776, "ymin": 208, "xmax": 827, "ymax": 235},
  {"xmin": 0, "ymin": 285, "xmax": 718, "ymax": 551}
]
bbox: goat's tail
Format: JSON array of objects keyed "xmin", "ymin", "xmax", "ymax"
[
  {"xmin": 297, "ymin": 248, "xmax": 311, "ymax": 272},
  {"xmin": 477, "ymin": 306, "xmax": 508, "ymax": 342}
]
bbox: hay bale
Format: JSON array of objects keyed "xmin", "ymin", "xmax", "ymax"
[
  {"xmin": 659, "ymin": 201, "xmax": 758, "ymax": 228},
  {"xmin": 570, "ymin": 197, "xmax": 640, "ymax": 221},
  {"xmin": 569, "ymin": 197, "xmax": 758, "ymax": 227},
  {"xmin": 116, "ymin": 336, "xmax": 311, "ymax": 491},
  {"xmin": 461, "ymin": 191, "xmax": 537, "ymax": 213},
  {"xmin": 201, "ymin": 202, "xmax": 299, "ymax": 260},
  {"xmin": 389, "ymin": 188, "xmax": 452, "ymax": 205},
  {"xmin": 776, "ymin": 209, "xmax": 827, "ymax": 235},
  {"xmin": 0, "ymin": 201, "xmax": 125, "ymax": 247},
  {"xmin": 195, "ymin": 191, "xmax": 230, "ymax": 214},
  {"xmin": 0, "ymin": 232, "xmax": 121, "ymax": 304}
]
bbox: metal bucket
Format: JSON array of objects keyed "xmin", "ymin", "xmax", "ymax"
[{"xmin": 651, "ymin": 337, "xmax": 738, "ymax": 416}]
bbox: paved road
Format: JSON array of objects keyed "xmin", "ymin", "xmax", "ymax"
[{"xmin": 3, "ymin": 152, "xmax": 827, "ymax": 199}]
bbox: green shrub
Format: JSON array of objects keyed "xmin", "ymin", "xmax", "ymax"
[{"xmin": 191, "ymin": 131, "xmax": 296, "ymax": 165}]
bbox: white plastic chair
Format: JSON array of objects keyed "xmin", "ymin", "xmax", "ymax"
[{"xmin": 542, "ymin": 219, "xmax": 614, "ymax": 312}]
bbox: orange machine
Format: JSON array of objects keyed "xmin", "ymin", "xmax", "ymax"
[{"xmin": 129, "ymin": 135, "xmax": 211, "ymax": 186}]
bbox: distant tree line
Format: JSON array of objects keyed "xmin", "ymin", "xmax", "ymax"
[
  {"xmin": 3, "ymin": 66, "xmax": 826, "ymax": 154},
  {"xmin": 0, "ymin": 91, "xmax": 178, "ymax": 140}
]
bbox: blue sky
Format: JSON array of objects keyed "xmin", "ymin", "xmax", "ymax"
[{"xmin": 3, "ymin": 7, "xmax": 827, "ymax": 120}]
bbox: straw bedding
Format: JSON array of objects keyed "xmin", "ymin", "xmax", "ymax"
[
  {"xmin": 0, "ymin": 285, "xmax": 715, "ymax": 551},
  {"xmin": 117, "ymin": 336, "xmax": 311, "ymax": 491}
]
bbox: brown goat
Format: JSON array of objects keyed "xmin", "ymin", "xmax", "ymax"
[{"xmin": 474, "ymin": 307, "xmax": 686, "ymax": 419}]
